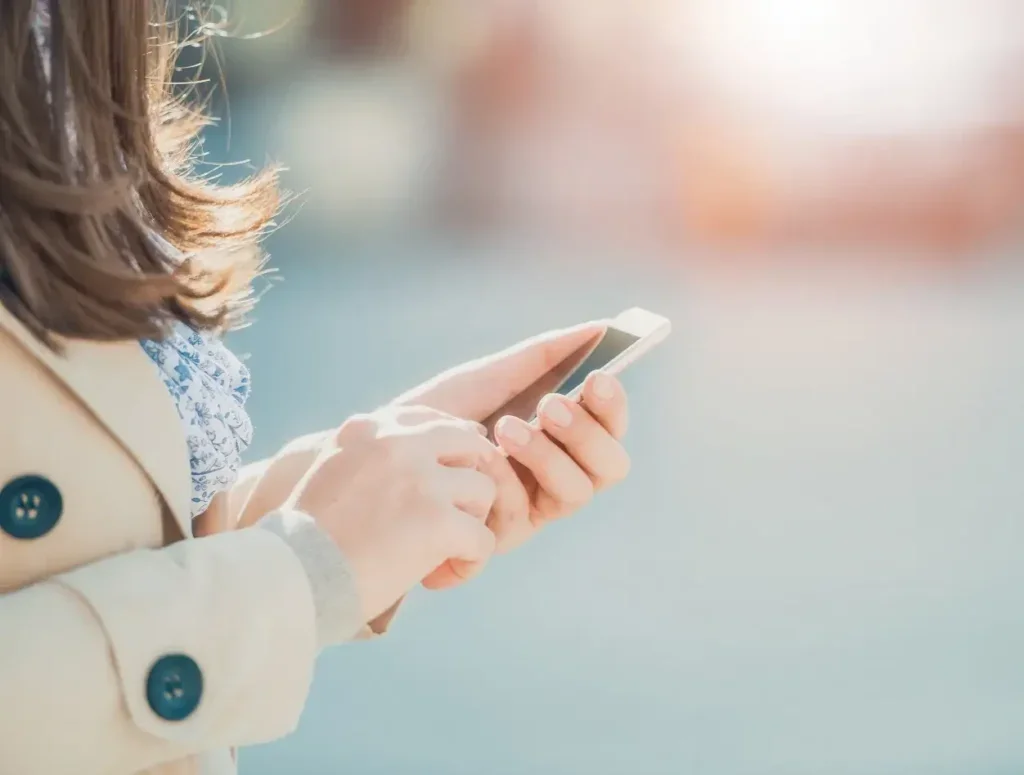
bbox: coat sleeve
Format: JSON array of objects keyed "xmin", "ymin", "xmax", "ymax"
[{"xmin": 0, "ymin": 511, "xmax": 364, "ymax": 775}]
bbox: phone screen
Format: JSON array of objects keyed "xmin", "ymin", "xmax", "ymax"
[
  {"xmin": 483, "ymin": 326, "xmax": 641, "ymax": 435},
  {"xmin": 552, "ymin": 327, "xmax": 640, "ymax": 398}
]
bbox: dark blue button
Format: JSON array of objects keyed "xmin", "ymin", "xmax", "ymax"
[
  {"xmin": 0, "ymin": 475, "xmax": 62, "ymax": 540},
  {"xmin": 146, "ymin": 654, "xmax": 203, "ymax": 722}
]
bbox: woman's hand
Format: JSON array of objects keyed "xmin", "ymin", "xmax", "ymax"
[
  {"xmin": 420, "ymin": 369, "xmax": 630, "ymax": 588},
  {"xmin": 284, "ymin": 405, "xmax": 499, "ymax": 622},
  {"xmin": 498, "ymin": 371, "xmax": 629, "ymax": 533},
  {"xmin": 394, "ymin": 324, "xmax": 632, "ymax": 589},
  {"xmin": 230, "ymin": 323, "xmax": 634, "ymax": 591}
]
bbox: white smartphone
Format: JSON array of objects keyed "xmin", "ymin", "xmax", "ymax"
[{"xmin": 482, "ymin": 307, "xmax": 672, "ymax": 437}]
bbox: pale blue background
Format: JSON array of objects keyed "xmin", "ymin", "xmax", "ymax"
[{"xmin": 206, "ymin": 73, "xmax": 1024, "ymax": 775}]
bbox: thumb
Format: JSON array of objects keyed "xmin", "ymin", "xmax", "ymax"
[
  {"xmin": 472, "ymin": 321, "xmax": 607, "ymax": 388},
  {"xmin": 411, "ymin": 321, "xmax": 607, "ymax": 420}
]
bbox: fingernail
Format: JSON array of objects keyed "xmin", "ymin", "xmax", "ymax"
[
  {"xmin": 496, "ymin": 417, "xmax": 531, "ymax": 448},
  {"xmin": 592, "ymin": 372, "xmax": 615, "ymax": 400},
  {"xmin": 540, "ymin": 396, "xmax": 573, "ymax": 427}
]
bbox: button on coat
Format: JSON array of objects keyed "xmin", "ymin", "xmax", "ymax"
[{"xmin": 0, "ymin": 475, "xmax": 62, "ymax": 540}]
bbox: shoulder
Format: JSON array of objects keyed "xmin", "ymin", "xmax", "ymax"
[{"xmin": 0, "ymin": 306, "xmax": 192, "ymax": 589}]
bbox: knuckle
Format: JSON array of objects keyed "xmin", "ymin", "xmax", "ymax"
[
  {"xmin": 368, "ymin": 435, "xmax": 415, "ymax": 475},
  {"xmin": 433, "ymin": 417, "xmax": 469, "ymax": 435},
  {"xmin": 456, "ymin": 417, "xmax": 484, "ymax": 434},
  {"xmin": 393, "ymin": 404, "xmax": 440, "ymax": 426},
  {"xmin": 444, "ymin": 415, "xmax": 479, "ymax": 433},
  {"xmin": 418, "ymin": 420, "xmax": 450, "ymax": 444},
  {"xmin": 336, "ymin": 413, "xmax": 376, "ymax": 443},
  {"xmin": 389, "ymin": 427, "xmax": 432, "ymax": 461},
  {"xmin": 431, "ymin": 421, "xmax": 488, "ymax": 454},
  {"xmin": 377, "ymin": 432, "xmax": 406, "ymax": 459}
]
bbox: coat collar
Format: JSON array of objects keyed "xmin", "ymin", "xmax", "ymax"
[{"xmin": 0, "ymin": 305, "xmax": 192, "ymax": 539}]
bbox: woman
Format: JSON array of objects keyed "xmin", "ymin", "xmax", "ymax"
[{"xmin": 0, "ymin": 2, "xmax": 632, "ymax": 774}]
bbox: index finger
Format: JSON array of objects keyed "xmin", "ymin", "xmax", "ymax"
[{"xmin": 423, "ymin": 510, "xmax": 497, "ymax": 590}]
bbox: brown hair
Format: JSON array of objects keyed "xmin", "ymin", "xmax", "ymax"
[{"xmin": 0, "ymin": 0, "xmax": 278, "ymax": 347}]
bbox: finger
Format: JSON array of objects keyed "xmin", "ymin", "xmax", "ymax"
[
  {"xmin": 536, "ymin": 394, "xmax": 631, "ymax": 490},
  {"xmin": 494, "ymin": 416, "xmax": 594, "ymax": 522},
  {"xmin": 476, "ymin": 452, "xmax": 534, "ymax": 553},
  {"xmin": 438, "ymin": 466, "xmax": 497, "ymax": 520},
  {"xmin": 581, "ymin": 371, "xmax": 629, "ymax": 439},
  {"xmin": 419, "ymin": 420, "xmax": 496, "ymax": 466},
  {"xmin": 445, "ymin": 508, "xmax": 497, "ymax": 563},
  {"xmin": 422, "ymin": 509, "xmax": 496, "ymax": 590}
]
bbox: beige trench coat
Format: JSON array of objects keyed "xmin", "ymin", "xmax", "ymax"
[{"xmin": 0, "ymin": 304, "xmax": 341, "ymax": 775}]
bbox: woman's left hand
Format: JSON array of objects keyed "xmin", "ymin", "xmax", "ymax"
[
  {"xmin": 421, "ymin": 372, "xmax": 629, "ymax": 589},
  {"xmin": 393, "ymin": 324, "xmax": 632, "ymax": 589}
]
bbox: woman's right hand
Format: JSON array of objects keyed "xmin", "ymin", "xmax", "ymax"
[{"xmin": 284, "ymin": 406, "xmax": 499, "ymax": 622}]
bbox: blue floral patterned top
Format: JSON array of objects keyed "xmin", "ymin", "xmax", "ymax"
[{"xmin": 140, "ymin": 328, "xmax": 254, "ymax": 519}]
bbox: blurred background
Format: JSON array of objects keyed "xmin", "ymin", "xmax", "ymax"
[{"xmin": 185, "ymin": 1, "xmax": 1024, "ymax": 772}]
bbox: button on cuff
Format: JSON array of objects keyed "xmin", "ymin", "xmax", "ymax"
[
  {"xmin": 55, "ymin": 524, "xmax": 320, "ymax": 746},
  {"xmin": 146, "ymin": 654, "xmax": 203, "ymax": 722}
]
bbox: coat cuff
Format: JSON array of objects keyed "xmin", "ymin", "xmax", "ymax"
[{"xmin": 257, "ymin": 510, "xmax": 364, "ymax": 648}]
